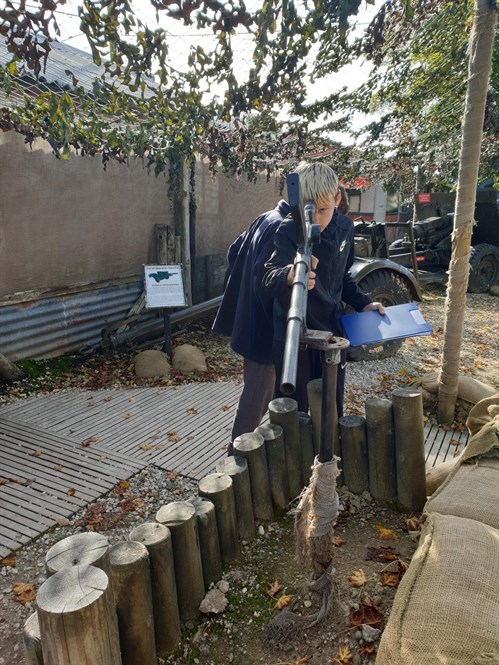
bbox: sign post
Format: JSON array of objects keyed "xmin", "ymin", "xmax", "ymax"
[{"xmin": 143, "ymin": 265, "xmax": 187, "ymax": 356}]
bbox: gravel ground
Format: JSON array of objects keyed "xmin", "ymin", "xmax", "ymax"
[{"xmin": 0, "ymin": 285, "xmax": 497, "ymax": 664}]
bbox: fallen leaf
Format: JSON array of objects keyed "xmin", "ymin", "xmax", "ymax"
[
  {"xmin": 275, "ymin": 594, "xmax": 293, "ymax": 610},
  {"xmin": 376, "ymin": 524, "xmax": 398, "ymax": 540},
  {"xmin": 53, "ymin": 464, "xmax": 63, "ymax": 471},
  {"xmin": 81, "ymin": 436, "xmax": 98, "ymax": 447},
  {"xmin": 365, "ymin": 546, "xmax": 399, "ymax": 562},
  {"xmin": 12, "ymin": 582, "xmax": 36, "ymax": 604},
  {"xmin": 168, "ymin": 435, "xmax": 179, "ymax": 443},
  {"xmin": 66, "ymin": 488, "xmax": 76, "ymax": 496},
  {"xmin": 381, "ymin": 571, "xmax": 400, "ymax": 587},
  {"xmin": 186, "ymin": 407, "xmax": 198, "ymax": 414},
  {"xmin": 359, "ymin": 644, "xmax": 377, "ymax": 654},
  {"xmin": 123, "ymin": 413, "xmax": 131, "ymax": 419},
  {"xmin": 350, "ymin": 600, "xmax": 383, "ymax": 627},
  {"xmin": 56, "ymin": 517, "xmax": 69, "ymax": 527},
  {"xmin": 406, "ymin": 516, "xmax": 422, "ymax": 531},
  {"xmin": 1, "ymin": 557, "xmax": 15, "ymax": 567},
  {"xmin": 31, "ymin": 450, "xmax": 42, "ymax": 457},
  {"xmin": 295, "ymin": 656, "xmax": 313, "ymax": 664},
  {"xmin": 348, "ymin": 569, "xmax": 367, "ymax": 588},
  {"xmin": 332, "ymin": 536, "xmax": 345, "ymax": 547},
  {"xmin": 266, "ymin": 579, "xmax": 283, "ymax": 597},
  {"xmin": 221, "ymin": 404, "xmax": 230, "ymax": 411},
  {"xmin": 140, "ymin": 443, "xmax": 152, "ymax": 451},
  {"xmin": 450, "ymin": 438, "xmax": 460, "ymax": 446},
  {"xmin": 0, "ymin": 478, "xmax": 6, "ymax": 485},
  {"xmin": 103, "ymin": 396, "xmax": 112, "ymax": 402},
  {"xmin": 99, "ymin": 455, "xmax": 108, "ymax": 461},
  {"xmin": 332, "ymin": 643, "xmax": 353, "ymax": 664},
  {"xmin": 166, "ymin": 471, "xmax": 178, "ymax": 481}
]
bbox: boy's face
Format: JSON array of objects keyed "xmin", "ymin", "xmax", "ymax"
[{"xmin": 315, "ymin": 191, "xmax": 341, "ymax": 231}]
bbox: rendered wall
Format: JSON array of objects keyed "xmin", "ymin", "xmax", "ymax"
[{"xmin": 0, "ymin": 132, "xmax": 281, "ymax": 302}]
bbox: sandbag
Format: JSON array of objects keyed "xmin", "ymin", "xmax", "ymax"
[
  {"xmin": 425, "ymin": 458, "xmax": 458, "ymax": 496},
  {"xmin": 466, "ymin": 394, "xmax": 499, "ymax": 437},
  {"xmin": 425, "ymin": 457, "xmax": 499, "ymax": 528},
  {"xmin": 376, "ymin": 513, "xmax": 499, "ymax": 665},
  {"xmin": 420, "ymin": 372, "xmax": 496, "ymax": 404}
]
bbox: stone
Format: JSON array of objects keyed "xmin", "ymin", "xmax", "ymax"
[
  {"xmin": 134, "ymin": 350, "xmax": 170, "ymax": 378},
  {"xmin": 199, "ymin": 588, "xmax": 228, "ymax": 614},
  {"xmin": 489, "ymin": 285, "xmax": 499, "ymax": 297},
  {"xmin": 172, "ymin": 344, "xmax": 207, "ymax": 373},
  {"xmin": 361, "ymin": 624, "xmax": 381, "ymax": 643}
]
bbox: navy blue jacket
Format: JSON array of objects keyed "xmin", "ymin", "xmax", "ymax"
[
  {"xmin": 212, "ymin": 201, "xmax": 291, "ymax": 363},
  {"xmin": 263, "ymin": 209, "xmax": 372, "ymax": 342}
]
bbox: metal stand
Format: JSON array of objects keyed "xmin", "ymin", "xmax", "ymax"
[
  {"xmin": 302, "ymin": 332, "xmax": 350, "ymax": 463},
  {"xmin": 162, "ymin": 308, "xmax": 172, "ymax": 357}
]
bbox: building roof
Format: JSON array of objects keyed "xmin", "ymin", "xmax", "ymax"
[{"xmin": 0, "ymin": 38, "xmax": 156, "ymax": 101}]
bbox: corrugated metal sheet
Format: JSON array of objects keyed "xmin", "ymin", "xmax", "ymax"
[{"xmin": 0, "ymin": 282, "xmax": 142, "ymax": 361}]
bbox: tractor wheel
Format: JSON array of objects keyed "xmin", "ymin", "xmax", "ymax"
[
  {"xmin": 468, "ymin": 244, "xmax": 499, "ymax": 293},
  {"xmin": 346, "ymin": 270, "xmax": 412, "ymax": 362}
]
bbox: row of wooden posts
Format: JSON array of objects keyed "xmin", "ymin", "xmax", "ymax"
[{"xmin": 23, "ymin": 387, "xmax": 427, "ymax": 665}]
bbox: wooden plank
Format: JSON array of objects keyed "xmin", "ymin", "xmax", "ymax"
[
  {"xmin": 0, "ymin": 417, "xmax": 142, "ymax": 472},
  {"xmin": 0, "ymin": 483, "xmax": 75, "ymax": 518}
]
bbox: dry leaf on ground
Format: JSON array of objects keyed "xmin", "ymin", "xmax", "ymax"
[
  {"xmin": 376, "ymin": 524, "xmax": 398, "ymax": 540},
  {"xmin": 266, "ymin": 579, "xmax": 283, "ymax": 597},
  {"xmin": 347, "ymin": 569, "xmax": 367, "ymax": 587},
  {"xmin": 274, "ymin": 594, "xmax": 293, "ymax": 610},
  {"xmin": 12, "ymin": 582, "xmax": 36, "ymax": 604}
]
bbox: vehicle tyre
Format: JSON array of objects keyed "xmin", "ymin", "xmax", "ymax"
[
  {"xmin": 468, "ymin": 243, "xmax": 499, "ymax": 293},
  {"xmin": 346, "ymin": 270, "xmax": 412, "ymax": 362}
]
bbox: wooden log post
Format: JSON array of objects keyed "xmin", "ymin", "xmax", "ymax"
[
  {"xmin": 233, "ymin": 432, "xmax": 273, "ymax": 521},
  {"xmin": 298, "ymin": 411, "xmax": 315, "ymax": 485},
  {"xmin": 37, "ymin": 565, "xmax": 121, "ymax": 665},
  {"xmin": 45, "ymin": 532, "xmax": 112, "ymax": 579},
  {"xmin": 190, "ymin": 497, "xmax": 223, "ymax": 588},
  {"xmin": 198, "ymin": 472, "xmax": 239, "ymax": 562},
  {"xmin": 129, "ymin": 522, "xmax": 181, "ymax": 657},
  {"xmin": 365, "ymin": 398, "xmax": 397, "ymax": 502},
  {"xmin": 339, "ymin": 415, "xmax": 369, "ymax": 494},
  {"xmin": 216, "ymin": 456, "xmax": 256, "ymax": 541},
  {"xmin": 23, "ymin": 612, "xmax": 43, "ymax": 665},
  {"xmin": 110, "ymin": 541, "xmax": 156, "ymax": 665},
  {"xmin": 254, "ymin": 422, "xmax": 289, "ymax": 510},
  {"xmin": 392, "ymin": 388, "xmax": 427, "ymax": 511},
  {"xmin": 307, "ymin": 378, "xmax": 341, "ymax": 461},
  {"xmin": 155, "ymin": 501, "xmax": 205, "ymax": 621},
  {"xmin": 307, "ymin": 378, "xmax": 322, "ymax": 456},
  {"xmin": 268, "ymin": 397, "xmax": 302, "ymax": 499}
]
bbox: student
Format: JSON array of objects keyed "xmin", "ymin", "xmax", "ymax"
[
  {"xmin": 212, "ymin": 199, "xmax": 291, "ymax": 452},
  {"xmin": 263, "ymin": 161, "xmax": 384, "ymax": 416}
]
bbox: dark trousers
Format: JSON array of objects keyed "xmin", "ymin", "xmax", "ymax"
[{"xmin": 272, "ymin": 341, "xmax": 346, "ymax": 417}]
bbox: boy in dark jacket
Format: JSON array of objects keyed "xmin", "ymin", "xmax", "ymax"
[
  {"xmin": 263, "ymin": 162, "xmax": 384, "ymax": 415},
  {"xmin": 212, "ymin": 200, "xmax": 291, "ymax": 450}
]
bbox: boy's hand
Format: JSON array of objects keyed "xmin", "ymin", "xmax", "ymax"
[
  {"xmin": 286, "ymin": 256, "xmax": 318, "ymax": 289},
  {"xmin": 362, "ymin": 301, "xmax": 386, "ymax": 315}
]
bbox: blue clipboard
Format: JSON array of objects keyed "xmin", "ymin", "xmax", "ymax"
[{"xmin": 340, "ymin": 303, "xmax": 433, "ymax": 347}]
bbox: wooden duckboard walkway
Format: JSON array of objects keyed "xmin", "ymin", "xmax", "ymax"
[{"xmin": 0, "ymin": 382, "xmax": 468, "ymax": 558}]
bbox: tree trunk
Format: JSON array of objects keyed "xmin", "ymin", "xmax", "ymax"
[{"xmin": 437, "ymin": 0, "xmax": 497, "ymax": 423}]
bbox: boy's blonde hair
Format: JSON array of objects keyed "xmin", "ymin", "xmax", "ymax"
[{"xmin": 295, "ymin": 161, "xmax": 339, "ymax": 205}]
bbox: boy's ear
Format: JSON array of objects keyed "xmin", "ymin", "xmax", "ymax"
[{"xmin": 334, "ymin": 190, "xmax": 342, "ymax": 206}]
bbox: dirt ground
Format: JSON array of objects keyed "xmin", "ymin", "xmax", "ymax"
[{"xmin": 160, "ymin": 493, "xmax": 419, "ymax": 665}]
